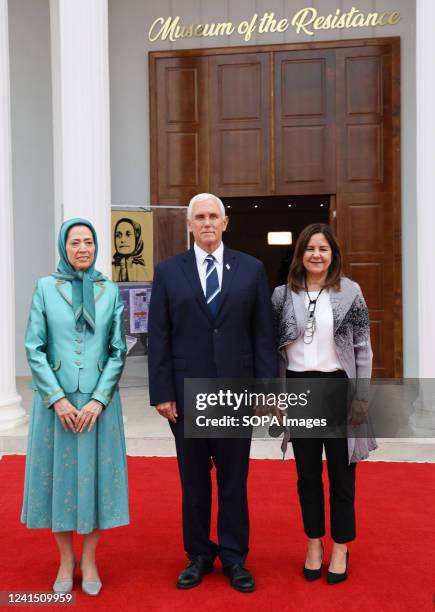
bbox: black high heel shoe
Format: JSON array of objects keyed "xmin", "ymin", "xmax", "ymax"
[
  {"xmin": 303, "ymin": 542, "xmax": 323, "ymax": 582},
  {"xmin": 327, "ymin": 550, "xmax": 349, "ymax": 585}
]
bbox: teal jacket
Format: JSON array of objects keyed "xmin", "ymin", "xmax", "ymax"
[{"xmin": 25, "ymin": 276, "xmax": 126, "ymax": 408}]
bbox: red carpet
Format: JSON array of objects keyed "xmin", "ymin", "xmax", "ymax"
[{"xmin": 0, "ymin": 456, "xmax": 434, "ymax": 611}]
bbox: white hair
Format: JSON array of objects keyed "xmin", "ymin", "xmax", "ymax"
[{"xmin": 187, "ymin": 193, "xmax": 226, "ymax": 219}]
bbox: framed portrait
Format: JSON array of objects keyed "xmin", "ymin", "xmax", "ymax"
[{"xmin": 111, "ymin": 210, "xmax": 153, "ymax": 282}]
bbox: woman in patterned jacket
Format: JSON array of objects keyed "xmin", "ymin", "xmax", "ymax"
[{"xmin": 271, "ymin": 223, "xmax": 376, "ymax": 585}]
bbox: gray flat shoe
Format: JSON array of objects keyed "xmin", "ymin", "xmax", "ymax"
[
  {"xmin": 81, "ymin": 578, "xmax": 102, "ymax": 596},
  {"xmin": 53, "ymin": 558, "xmax": 76, "ymax": 593},
  {"xmin": 52, "ymin": 578, "xmax": 73, "ymax": 594}
]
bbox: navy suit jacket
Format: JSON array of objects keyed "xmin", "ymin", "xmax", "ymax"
[{"xmin": 148, "ymin": 245, "xmax": 278, "ymax": 411}]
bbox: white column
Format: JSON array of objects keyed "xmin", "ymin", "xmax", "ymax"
[
  {"xmin": 50, "ymin": 0, "xmax": 111, "ymax": 276},
  {"xmin": 411, "ymin": 0, "xmax": 435, "ymax": 433},
  {"xmin": 0, "ymin": 0, "xmax": 26, "ymax": 430}
]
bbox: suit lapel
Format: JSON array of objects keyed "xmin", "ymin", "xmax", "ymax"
[
  {"xmin": 214, "ymin": 248, "xmax": 238, "ymax": 323},
  {"xmin": 55, "ymin": 279, "xmax": 106, "ymax": 307},
  {"xmin": 55, "ymin": 280, "xmax": 72, "ymax": 306},
  {"xmin": 291, "ymin": 290, "xmax": 309, "ymax": 334},
  {"xmin": 94, "ymin": 280, "xmax": 106, "ymax": 303},
  {"xmin": 180, "ymin": 248, "xmax": 214, "ymax": 323},
  {"xmin": 329, "ymin": 289, "xmax": 342, "ymax": 334},
  {"xmin": 329, "ymin": 280, "xmax": 358, "ymax": 334}
]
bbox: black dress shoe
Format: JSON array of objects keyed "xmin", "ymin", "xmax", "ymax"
[
  {"xmin": 176, "ymin": 556, "xmax": 214, "ymax": 589},
  {"xmin": 327, "ymin": 551, "xmax": 349, "ymax": 585},
  {"xmin": 303, "ymin": 541, "xmax": 323, "ymax": 582},
  {"xmin": 303, "ymin": 565, "xmax": 322, "ymax": 582},
  {"xmin": 223, "ymin": 564, "xmax": 255, "ymax": 592}
]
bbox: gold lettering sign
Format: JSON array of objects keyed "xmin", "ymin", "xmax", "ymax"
[{"xmin": 148, "ymin": 8, "xmax": 401, "ymax": 43}]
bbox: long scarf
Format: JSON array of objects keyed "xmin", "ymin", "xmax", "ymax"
[{"xmin": 52, "ymin": 218, "xmax": 105, "ymax": 332}]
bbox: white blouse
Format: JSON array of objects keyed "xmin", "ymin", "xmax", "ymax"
[{"xmin": 286, "ymin": 290, "xmax": 342, "ymax": 372}]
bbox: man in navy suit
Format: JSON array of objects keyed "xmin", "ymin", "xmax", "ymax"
[{"xmin": 148, "ymin": 193, "xmax": 278, "ymax": 592}]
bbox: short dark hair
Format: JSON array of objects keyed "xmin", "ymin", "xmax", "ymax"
[{"xmin": 288, "ymin": 223, "xmax": 342, "ymax": 292}]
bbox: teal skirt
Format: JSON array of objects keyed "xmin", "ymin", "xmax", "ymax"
[{"xmin": 21, "ymin": 390, "xmax": 129, "ymax": 534}]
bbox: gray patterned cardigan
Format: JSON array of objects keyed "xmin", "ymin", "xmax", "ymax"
[{"xmin": 271, "ymin": 277, "xmax": 377, "ymax": 463}]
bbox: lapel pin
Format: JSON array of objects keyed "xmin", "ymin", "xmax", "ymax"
[{"xmin": 226, "ymin": 264, "xmax": 231, "ymax": 270}]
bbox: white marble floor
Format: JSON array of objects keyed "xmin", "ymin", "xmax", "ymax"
[{"xmin": 1, "ymin": 369, "xmax": 434, "ymax": 462}]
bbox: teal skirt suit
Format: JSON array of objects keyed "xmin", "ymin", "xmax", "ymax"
[{"xmin": 21, "ymin": 220, "xmax": 129, "ymax": 534}]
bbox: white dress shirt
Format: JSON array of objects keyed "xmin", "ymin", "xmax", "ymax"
[
  {"xmin": 286, "ymin": 290, "xmax": 342, "ymax": 372},
  {"xmin": 194, "ymin": 242, "xmax": 224, "ymax": 296}
]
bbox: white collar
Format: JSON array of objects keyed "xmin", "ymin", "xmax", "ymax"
[{"xmin": 194, "ymin": 242, "xmax": 224, "ymax": 265}]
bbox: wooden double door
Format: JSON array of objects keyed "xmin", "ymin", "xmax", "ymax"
[{"xmin": 149, "ymin": 38, "xmax": 401, "ymax": 378}]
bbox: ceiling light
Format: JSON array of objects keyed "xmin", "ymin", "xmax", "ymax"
[{"xmin": 267, "ymin": 232, "xmax": 292, "ymax": 246}]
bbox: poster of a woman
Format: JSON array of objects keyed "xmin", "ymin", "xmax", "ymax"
[{"xmin": 111, "ymin": 211, "xmax": 153, "ymax": 282}]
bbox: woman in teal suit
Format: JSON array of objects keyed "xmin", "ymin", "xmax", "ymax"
[{"xmin": 21, "ymin": 218, "xmax": 129, "ymax": 596}]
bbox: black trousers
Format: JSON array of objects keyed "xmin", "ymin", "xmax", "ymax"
[
  {"xmin": 170, "ymin": 419, "xmax": 251, "ymax": 566},
  {"xmin": 287, "ymin": 370, "xmax": 356, "ymax": 544}
]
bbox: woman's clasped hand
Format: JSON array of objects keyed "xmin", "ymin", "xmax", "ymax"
[{"xmin": 53, "ymin": 398, "xmax": 103, "ymax": 433}]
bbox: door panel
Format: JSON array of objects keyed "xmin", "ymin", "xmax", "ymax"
[
  {"xmin": 153, "ymin": 57, "xmax": 208, "ymax": 204},
  {"xmin": 274, "ymin": 49, "xmax": 336, "ymax": 195},
  {"xmin": 336, "ymin": 47, "xmax": 392, "ymax": 193},
  {"xmin": 335, "ymin": 43, "xmax": 395, "ymax": 378},
  {"xmin": 209, "ymin": 53, "xmax": 271, "ymax": 196}
]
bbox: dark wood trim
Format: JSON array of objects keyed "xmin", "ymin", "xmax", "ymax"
[
  {"xmin": 148, "ymin": 37, "xmax": 401, "ymax": 59},
  {"xmin": 269, "ymin": 51, "xmax": 275, "ymax": 194},
  {"xmin": 148, "ymin": 53, "xmax": 158, "ymax": 204},
  {"xmin": 391, "ymin": 37, "xmax": 402, "ymax": 377}
]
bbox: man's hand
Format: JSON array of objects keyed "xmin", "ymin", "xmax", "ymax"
[
  {"xmin": 272, "ymin": 407, "xmax": 287, "ymax": 424},
  {"xmin": 75, "ymin": 400, "xmax": 104, "ymax": 433},
  {"xmin": 156, "ymin": 401, "xmax": 178, "ymax": 423},
  {"xmin": 253, "ymin": 402, "xmax": 270, "ymax": 417},
  {"xmin": 53, "ymin": 398, "xmax": 80, "ymax": 432},
  {"xmin": 254, "ymin": 403, "xmax": 285, "ymax": 424}
]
